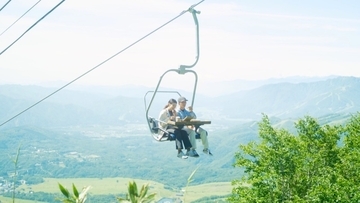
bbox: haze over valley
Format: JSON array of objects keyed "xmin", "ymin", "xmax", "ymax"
[{"xmin": 1, "ymin": 76, "xmax": 360, "ymax": 201}]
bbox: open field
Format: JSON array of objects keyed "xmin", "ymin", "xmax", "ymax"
[
  {"xmin": 19, "ymin": 177, "xmax": 168, "ymax": 195},
  {"xmin": 184, "ymin": 182, "xmax": 232, "ymax": 200},
  {"xmin": 16, "ymin": 178, "xmax": 232, "ymax": 202},
  {"xmin": 0, "ymin": 196, "xmax": 47, "ymax": 203}
]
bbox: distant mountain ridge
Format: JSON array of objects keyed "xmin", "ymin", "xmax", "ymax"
[
  {"xmin": 34, "ymin": 75, "xmax": 338, "ymax": 97},
  {"xmin": 1, "ymin": 76, "xmax": 360, "ymax": 189},
  {"xmin": 198, "ymin": 75, "xmax": 338, "ymax": 96},
  {"xmin": 214, "ymin": 76, "xmax": 360, "ymax": 121},
  {"xmin": 0, "ymin": 76, "xmax": 359, "ymax": 128}
]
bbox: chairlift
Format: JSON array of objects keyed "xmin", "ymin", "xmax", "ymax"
[{"xmin": 144, "ymin": 7, "xmax": 204, "ymax": 142}]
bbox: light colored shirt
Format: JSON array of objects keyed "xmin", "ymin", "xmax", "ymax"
[
  {"xmin": 158, "ymin": 108, "xmax": 171, "ymax": 129},
  {"xmin": 177, "ymin": 108, "xmax": 197, "ymax": 119}
]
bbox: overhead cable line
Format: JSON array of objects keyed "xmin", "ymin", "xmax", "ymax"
[
  {"xmin": 0, "ymin": 0, "xmax": 42, "ymax": 37},
  {"xmin": 0, "ymin": 0, "xmax": 205, "ymax": 127},
  {"xmin": 0, "ymin": 0, "xmax": 65, "ymax": 56},
  {"xmin": 0, "ymin": 0, "xmax": 11, "ymax": 12}
]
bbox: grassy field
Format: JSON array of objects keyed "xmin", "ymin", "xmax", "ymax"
[
  {"xmin": 0, "ymin": 196, "xmax": 47, "ymax": 203},
  {"xmin": 184, "ymin": 182, "xmax": 232, "ymax": 201},
  {"xmin": 15, "ymin": 177, "xmax": 232, "ymax": 202}
]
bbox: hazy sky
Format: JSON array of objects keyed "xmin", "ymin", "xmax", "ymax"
[{"xmin": 1, "ymin": 0, "xmax": 360, "ymax": 90}]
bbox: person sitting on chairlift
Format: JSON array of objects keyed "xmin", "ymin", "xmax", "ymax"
[
  {"xmin": 158, "ymin": 98, "xmax": 193, "ymax": 159},
  {"xmin": 177, "ymin": 96, "xmax": 213, "ymax": 156}
]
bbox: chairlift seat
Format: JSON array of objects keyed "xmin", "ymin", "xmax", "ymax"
[
  {"xmin": 195, "ymin": 133, "xmax": 200, "ymax": 139},
  {"xmin": 149, "ymin": 117, "xmax": 176, "ymax": 141},
  {"xmin": 149, "ymin": 117, "xmax": 207, "ymax": 141}
]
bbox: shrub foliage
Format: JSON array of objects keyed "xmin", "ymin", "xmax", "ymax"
[{"xmin": 229, "ymin": 113, "xmax": 360, "ymax": 202}]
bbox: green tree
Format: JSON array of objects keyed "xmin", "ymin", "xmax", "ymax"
[
  {"xmin": 336, "ymin": 114, "xmax": 360, "ymax": 200},
  {"xmin": 117, "ymin": 181, "xmax": 156, "ymax": 203},
  {"xmin": 228, "ymin": 113, "xmax": 360, "ymax": 202}
]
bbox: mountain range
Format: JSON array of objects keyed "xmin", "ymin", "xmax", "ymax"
[
  {"xmin": 0, "ymin": 76, "xmax": 359, "ymax": 128},
  {"xmin": 1, "ymin": 76, "xmax": 360, "ymax": 189}
]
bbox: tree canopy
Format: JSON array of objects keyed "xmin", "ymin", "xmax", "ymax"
[{"xmin": 229, "ymin": 113, "xmax": 360, "ymax": 202}]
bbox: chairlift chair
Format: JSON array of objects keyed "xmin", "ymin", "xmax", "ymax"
[
  {"xmin": 144, "ymin": 7, "xmax": 204, "ymax": 142},
  {"xmin": 144, "ymin": 90, "xmax": 182, "ymax": 141}
]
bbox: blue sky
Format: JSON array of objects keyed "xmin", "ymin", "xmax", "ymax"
[{"xmin": 0, "ymin": 0, "xmax": 359, "ymax": 90}]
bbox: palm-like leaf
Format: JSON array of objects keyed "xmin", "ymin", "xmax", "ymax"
[
  {"xmin": 117, "ymin": 181, "xmax": 156, "ymax": 203},
  {"xmin": 183, "ymin": 167, "xmax": 199, "ymax": 203},
  {"xmin": 139, "ymin": 184, "xmax": 148, "ymax": 199},
  {"xmin": 72, "ymin": 183, "xmax": 79, "ymax": 198},
  {"xmin": 58, "ymin": 183, "xmax": 90, "ymax": 203},
  {"xmin": 187, "ymin": 167, "xmax": 199, "ymax": 184},
  {"xmin": 78, "ymin": 185, "xmax": 91, "ymax": 203},
  {"xmin": 128, "ymin": 181, "xmax": 137, "ymax": 203},
  {"xmin": 59, "ymin": 183, "xmax": 70, "ymax": 198}
]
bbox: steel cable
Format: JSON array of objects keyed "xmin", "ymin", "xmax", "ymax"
[
  {"xmin": 0, "ymin": 0, "xmax": 65, "ymax": 56},
  {"xmin": 0, "ymin": 0, "xmax": 205, "ymax": 127},
  {"xmin": 0, "ymin": 0, "xmax": 11, "ymax": 12},
  {"xmin": 0, "ymin": 0, "xmax": 42, "ymax": 36}
]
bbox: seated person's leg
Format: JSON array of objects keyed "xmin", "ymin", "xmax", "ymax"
[
  {"xmin": 183, "ymin": 128, "xmax": 199, "ymax": 157},
  {"xmin": 168, "ymin": 129, "xmax": 183, "ymax": 150},
  {"xmin": 198, "ymin": 127, "xmax": 212, "ymax": 155},
  {"xmin": 180, "ymin": 129, "xmax": 192, "ymax": 150},
  {"xmin": 173, "ymin": 129, "xmax": 189, "ymax": 159},
  {"xmin": 198, "ymin": 127, "xmax": 208, "ymax": 148},
  {"xmin": 183, "ymin": 126, "xmax": 197, "ymax": 149}
]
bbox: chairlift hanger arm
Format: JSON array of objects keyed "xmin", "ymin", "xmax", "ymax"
[
  {"xmin": 145, "ymin": 69, "xmax": 198, "ymax": 117},
  {"xmin": 145, "ymin": 7, "xmax": 201, "ymax": 117},
  {"xmin": 178, "ymin": 8, "xmax": 201, "ymax": 73}
]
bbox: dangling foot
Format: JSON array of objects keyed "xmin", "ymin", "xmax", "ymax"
[
  {"xmin": 203, "ymin": 148, "xmax": 213, "ymax": 156},
  {"xmin": 177, "ymin": 150, "xmax": 188, "ymax": 159},
  {"xmin": 186, "ymin": 149, "xmax": 200, "ymax": 158}
]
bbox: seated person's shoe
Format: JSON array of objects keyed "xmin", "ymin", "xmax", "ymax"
[
  {"xmin": 178, "ymin": 151, "xmax": 188, "ymax": 159},
  {"xmin": 187, "ymin": 149, "xmax": 199, "ymax": 157},
  {"xmin": 203, "ymin": 148, "xmax": 213, "ymax": 156}
]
